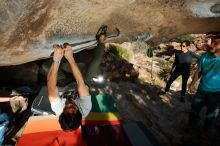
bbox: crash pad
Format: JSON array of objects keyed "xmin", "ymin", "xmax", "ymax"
[
  {"xmin": 85, "ymin": 124, "xmax": 131, "ymax": 146},
  {"xmin": 82, "ymin": 93, "xmax": 122, "ymax": 125},
  {"xmin": 90, "ymin": 93, "xmax": 118, "ymax": 112},
  {"xmin": 16, "ymin": 116, "xmax": 86, "ymax": 146}
]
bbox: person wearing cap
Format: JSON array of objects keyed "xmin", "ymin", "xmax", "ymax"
[{"xmin": 187, "ymin": 34, "xmax": 220, "ymax": 138}]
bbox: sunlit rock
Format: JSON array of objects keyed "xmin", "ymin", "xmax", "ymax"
[{"xmin": 0, "ymin": 0, "xmax": 220, "ymax": 66}]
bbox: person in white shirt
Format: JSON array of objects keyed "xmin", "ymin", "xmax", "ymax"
[{"xmin": 47, "ymin": 43, "xmax": 92, "ymax": 131}]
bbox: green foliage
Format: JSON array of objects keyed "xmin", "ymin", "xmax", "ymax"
[
  {"xmin": 158, "ymin": 60, "xmax": 172, "ymax": 81},
  {"xmin": 173, "ymin": 34, "xmax": 195, "ymax": 43},
  {"xmin": 109, "ymin": 44, "xmax": 133, "ymax": 61}
]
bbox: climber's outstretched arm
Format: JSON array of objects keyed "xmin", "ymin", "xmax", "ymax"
[
  {"xmin": 64, "ymin": 44, "xmax": 90, "ymax": 97},
  {"xmin": 47, "ymin": 45, "xmax": 63, "ymax": 100}
]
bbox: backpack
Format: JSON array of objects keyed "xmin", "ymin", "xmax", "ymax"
[
  {"xmin": 31, "ymin": 84, "xmax": 79, "ymax": 116},
  {"xmin": 31, "ymin": 86, "xmax": 56, "ymax": 115}
]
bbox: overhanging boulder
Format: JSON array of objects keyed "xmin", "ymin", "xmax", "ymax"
[{"xmin": 0, "ymin": 0, "xmax": 220, "ymax": 66}]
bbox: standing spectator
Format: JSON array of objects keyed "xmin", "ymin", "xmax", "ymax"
[
  {"xmin": 187, "ymin": 34, "xmax": 220, "ymax": 138},
  {"xmin": 160, "ymin": 40, "xmax": 199, "ymax": 102}
]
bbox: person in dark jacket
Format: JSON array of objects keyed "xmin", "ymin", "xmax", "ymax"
[{"xmin": 161, "ymin": 40, "xmax": 199, "ymax": 102}]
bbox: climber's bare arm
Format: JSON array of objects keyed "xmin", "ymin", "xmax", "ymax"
[
  {"xmin": 64, "ymin": 44, "xmax": 89, "ymax": 97},
  {"xmin": 47, "ymin": 45, "xmax": 64, "ymax": 100}
]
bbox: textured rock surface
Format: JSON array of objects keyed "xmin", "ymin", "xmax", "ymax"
[
  {"xmin": 0, "ymin": 0, "xmax": 220, "ymax": 66},
  {"xmin": 0, "ymin": 62, "xmax": 39, "ymax": 85},
  {"xmin": 100, "ymin": 50, "xmax": 139, "ymax": 81}
]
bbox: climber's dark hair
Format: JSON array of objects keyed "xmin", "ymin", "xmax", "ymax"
[{"xmin": 59, "ymin": 102, "xmax": 82, "ymax": 131}]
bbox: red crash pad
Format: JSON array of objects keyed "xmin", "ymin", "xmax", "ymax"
[{"xmin": 16, "ymin": 116, "xmax": 86, "ymax": 146}]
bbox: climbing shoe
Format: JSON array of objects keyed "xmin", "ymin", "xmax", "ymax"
[{"xmin": 96, "ymin": 25, "xmax": 108, "ymax": 40}]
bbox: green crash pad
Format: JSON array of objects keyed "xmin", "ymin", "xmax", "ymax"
[{"xmin": 90, "ymin": 93, "xmax": 118, "ymax": 113}]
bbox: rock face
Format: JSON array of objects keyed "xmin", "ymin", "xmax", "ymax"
[
  {"xmin": 0, "ymin": 0, "xmax": 220, "ymax": 66},
  {"xmin": 0, "ymin": 62, "xmax": 39, "ymax": 85},
  {"xmin": 100, "ymin": 50, "xmax": 139, "ymax": 82}
]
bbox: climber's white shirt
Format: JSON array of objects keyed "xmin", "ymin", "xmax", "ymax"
[{"xmin": 50, "ymin": 95, "xmax": 92, "ymax": 119}]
